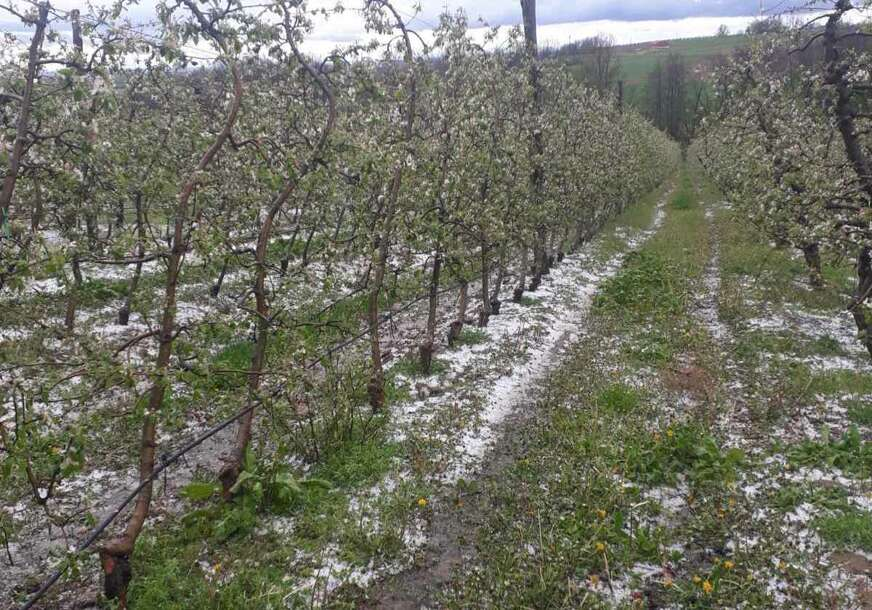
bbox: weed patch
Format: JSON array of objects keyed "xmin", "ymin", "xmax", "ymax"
[
  {"xmin": 451, "ymin": 328, "xmax": 488, "ymax": 348},
  {"xmin": 787, "ymin": 426, "xmax": 871, "ymax": 478},
  {"xmin": 814, "ymin": 507, "xmax": 872, "ymax": 551},
  {"xmin": 594, "ymin": 251, "xmax": 684, "ymax": 318}
]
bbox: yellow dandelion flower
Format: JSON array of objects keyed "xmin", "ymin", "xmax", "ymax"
[
  {"xmin": 702, "ymin": 580, "xmax": 713, "ymax": 594},
  {"xmin": 417, "ymin": 497, "xmax": 428, "ymax": 508},
  {"xmin": 589, "ymin": 574, "xmax": 600, "ymax": 586},
  {"xmin": 596, "ymin": 509, "xmax": 607, "ymax": 520},
  {"xmin": 692, "ymin": 575, "xmax": 702, "ymax": 584},
  {"xmin": 723, "ymin": 560, "xmax": 735, "ymax": 570},
  {"xmin": 595, "ymin": 541, "xmax": 606, "ymax": 553}
]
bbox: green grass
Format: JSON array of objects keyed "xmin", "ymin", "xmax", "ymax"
[
  {"xmin": 451, "ymin": 327, "xmax": 488, "ymax": 348},
  {"xmin": 78, "ymin": 277, "xmax": 129, "ymax": 306},
  {"xmin": 517, "ymin": 295, "xmax": 540, "ymax": 307},
  {"xmin": 847, "ymin": 399, "xmax": 872, "ymax": 426},
  {"xmin": 594, "ymin": 250, "xmax": 684, "ymax": 318},
  {"xmin": 787, "ymin": 425, "xmax": 871, "ymax": 479},
  {"xmin": 733, "ymin": 331, "xmax": 848, "ymax": 365},
  {"xmin": 670, "ymin": 172, "xmax": 694, "ymax": 210},
  {"xmin": 127, "ymin": 435, "xmax": 416, "ymax": 609},
  {"xmin": 814, "ymin": 507, "xmax": 872, "ymax": 551},
  {"xmin": 804, "ymin": 368, "xmax": 872, "ymax": 396},
  {"xmin": 595, "ymin": 172, "xmax": 702, "ymax": 322},
  {"xmin": 391, "ymin": 354, "xmax": 448, "ymax": 377},
  {"xmin": 595, "ymin": 383, "xmax": 641, "ymax": 414},
  {"xmin": 623, "ymin": 328, "xmax": 676, "ymax": 365},
  {"xmin": 619, "ymin": 35, "xmax": 747, "ymax": 84},
  {"xmin": 562, "ymin": 34, "xmax": 746, "ymax": 117},
  {"xmin": 715, "ymin": 207, "xmax": 852, "ymax": 313},
  {"xmin": 312, "ymin": 439, "xmax": 402, "ymax": 487},
  {"xmin": 440, "ymin": 346, "xmax": 681, "ymax": 608},
  {"xmin": 595, "ymin": 177, "xmax": 669, "ymax": 261},
  {"xmin": 208, "ymin": 341, "xmax": 254, "ymax": 390}
]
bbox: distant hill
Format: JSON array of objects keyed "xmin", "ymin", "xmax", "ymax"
[
  {"xmin": 616, "ymin": 34, "xmax": 746, "ymax": 84},
  {"xmin": 561, "ymin": 34, "xmax": 748, "ymax": 111}
]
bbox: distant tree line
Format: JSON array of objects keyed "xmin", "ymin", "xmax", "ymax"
[{"xmin": 541, "ymin": 34, "xmax": 622, "ymax": 95}]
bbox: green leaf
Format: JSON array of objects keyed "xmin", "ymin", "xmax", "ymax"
[
  {"xmin": 228, "ymin": 470, "xmax": 258, "ymax": 495},
  {"xmin": 180, "ymin": 481, "xmax": 220, "ymax": 502}
]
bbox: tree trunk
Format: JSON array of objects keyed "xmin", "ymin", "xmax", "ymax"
[
  {"xmin": 220, "ymin": 6, "xmax": 337, "ymax": 494},
  {"xmin": 367, "ymin": 2, "xmax": 417, "ymax": 412},
  {"xmin": 332, "ymin": 204, "xmax": 346, "ymax": 242},
  {"xmin": 119, "ymin": 194, "xmax": 145, "ymax": 326},
  {"xmin": 31, "ymin": 182, "xmax": 43, "ymax": 233},
  {"xmin": 210, "ymin": 257, "xmax": 229, "ymax": 297},
  {"xmin": 490, "ymin": 245, "xmax": 506, "ymax": 315},
  {"xmin": 529, "ymin": 233, "xmax": 543, "ymax": 292},
  {"xmin": 447, "ymin": 280, "xmax": 469, "ymax": 346},
  {"xmin": 419, "ymin": 249, "xmax": 442, "ymax": 374},
  {"xmin": 521, "ymin": 0, "xmax": 545, "ymax": 293},
  {"xmin": 301, "ymin": 216, "xmax": 319, "ymax": 268},
  {"xmin": 367, "ymin": 233, "xmax": 390, "ymax": 411},
  {"xmin": 513, "ymin": 245, "xmax": 528, "ymax": 302},
  {"xmin": 219, "ymin": 189, "xmax": 291, "ymax": 498},
  {"xmin": 84, "ymin": 207, "xmax": 98, "ymax": 250},
  {"xmin": 851, "ymin": 247, "xmax": 872, "ymax": 359},
  {"xmin": 823, "ymin": 3, "xmax": 872, "ymax": 361},
  {"xmin": 478, "ymin": 239, "xmax": 491, "ymax": 327},
  {"xmin": 64, "ymin": 257, "xmax": 83, "ymax": 333},
  {"xmin": 99, "ymin": 50, "xmax": 243, "ymax": 602},
  {"xmin": 801, "ymin": 243, "xmax": 823, "ymax": 289},
  {"xmin": 116, "ymin": 200, "xmax": 125, "ymax": 228},
  {"xmin": 0, "ymin": 2, "xmax": 48, "ymax": 227}
]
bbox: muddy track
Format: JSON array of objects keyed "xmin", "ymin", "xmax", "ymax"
[
  {"xmin": 370, "ymin": 409, "xmax": 532, "ymax": 606},
  {"xmin": 364, "ymin": 347, "xmax": 566, "ymax": 609}
]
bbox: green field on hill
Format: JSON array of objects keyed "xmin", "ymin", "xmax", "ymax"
[
  {"xmin": 564, "ymin": 34, "xmax": 746, "ymax": 84},
  {"xmin": 563, "ymin": 34, "xmax": 747, "ymax": 111}
]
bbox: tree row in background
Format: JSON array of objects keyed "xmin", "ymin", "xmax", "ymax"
[{"xmin": 699, "ymin": 0, "xmax": 872, "ymax": 356}]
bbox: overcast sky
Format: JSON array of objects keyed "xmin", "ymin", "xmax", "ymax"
[
  {"xmin": 0, "ymin": 1, "xmax": 842, "ymax": 54},
  {"xmin": 98, "ymin": 0, "xmax": 818, "ymax": 30}
]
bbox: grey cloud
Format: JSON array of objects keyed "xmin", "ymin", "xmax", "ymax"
[
  {"xmin": 414, "ymin": 0, "xmax": 824, "ymax": 27},
  {"xmin": 0, "ymin": 0, "xmax": 826, "ymax": 39}
]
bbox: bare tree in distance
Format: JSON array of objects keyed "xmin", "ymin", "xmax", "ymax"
[
  {"xmin": 647, "ymin": 53, "xmax": 688, "ymax": 143},
  {"xmin": 578, "ymin": 34, "xmax": 622, "ymax": 94}
]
